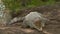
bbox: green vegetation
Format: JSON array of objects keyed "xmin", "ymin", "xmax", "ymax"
[{"xmin": 2, "ymin": 0, "xmax": 60, "ymax": 12}]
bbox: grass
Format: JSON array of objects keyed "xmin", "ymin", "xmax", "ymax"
[{"xmin": 2, "ymin": 0, "xmax": 59, "ymax": 12}]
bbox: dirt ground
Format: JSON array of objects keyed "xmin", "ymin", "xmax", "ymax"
[{"xmin": 0, "ymin": 4, "xmax": 60, "ymax": 34}]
